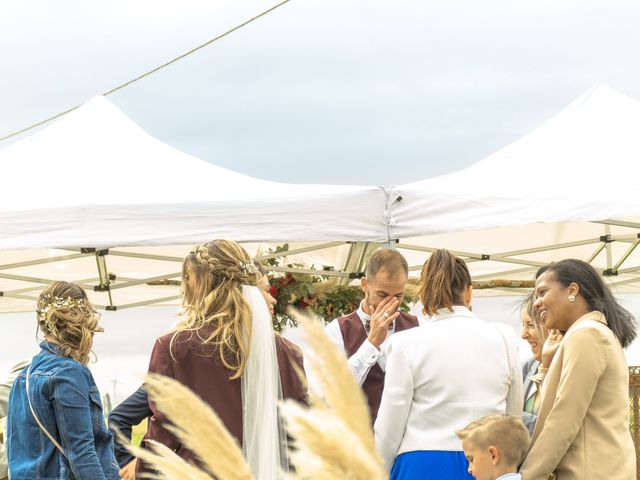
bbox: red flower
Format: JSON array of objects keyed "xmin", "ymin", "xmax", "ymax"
[{"xmin": 269, "ymin": 285, "xmax": 279, "ymax": 298}]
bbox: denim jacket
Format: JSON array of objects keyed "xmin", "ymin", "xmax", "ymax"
[{"xmin": 7, "ymin": 342, "xmax": 119, "ymax": 480}]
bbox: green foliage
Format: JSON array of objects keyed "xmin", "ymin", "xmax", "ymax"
[
  {"xmin": 312, "ymin": 284, "xmax": 363, "ymax": 321},
  {"xmin": 264, "ymin": 244, "xmax": 416, "ymax": 332},
  {"xmin": 131, "ymin": 419, "xmax": 148, "ymax": 447}
]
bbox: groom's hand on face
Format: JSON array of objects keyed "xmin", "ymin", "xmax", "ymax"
[{"xmin": 368, "ymin": 296, "xmax": 400, "ymax": 349}]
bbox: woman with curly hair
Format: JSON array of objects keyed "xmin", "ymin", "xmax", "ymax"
[
  {"xmin": 6, "ymin": 281, "xmax": 119, "ymax": 480},
  {"xmin": 137, "ymin": 240, "xmax": 307, "ymax": 479}
]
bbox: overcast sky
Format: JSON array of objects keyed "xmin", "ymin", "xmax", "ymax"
[{"xmin": 1, "ymin": 0, "xmax": 639, "ymax": 185}]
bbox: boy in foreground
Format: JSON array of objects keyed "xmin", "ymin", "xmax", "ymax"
[{"xmin": 456, "ymin": 414, "xmax": 530, "ymax": 480}]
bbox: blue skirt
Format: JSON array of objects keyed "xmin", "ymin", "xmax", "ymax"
[{"xmin": 390, "ymin": 450, "xmax": 474, "ymax": 480}]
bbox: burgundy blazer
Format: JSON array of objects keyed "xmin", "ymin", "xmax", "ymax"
[
  {"xmin": 136, "ymin": 326, "xmax": 307, "ymax": 477},
  {"xmin": 338, "ymin": 310, "xmax": 419, "ymax": 422}
]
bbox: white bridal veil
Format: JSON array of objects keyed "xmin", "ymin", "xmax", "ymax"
[{"xmin": 241, "ymin": 284, "xmax": 287, "ymax": 479}]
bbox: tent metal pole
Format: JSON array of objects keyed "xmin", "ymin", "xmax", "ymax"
[
  {"xmin": 401, "ymin": 237, "xmax": 604, "ymax": 261},
  {"xmin": 4, "ymin": 277, "xmax": 104, "ymax": 295},
  {"xmin": 0, "ymin": 272, "xmax": 93, "ymax": 289},
  {"xmin": 255, "ymin": 242, "xmax": 347, "ymax": 261},
  {"xmin": 487, "ymin": 256, "xmax": 546, "ymax": 268},
  {"xmin": 612, "ymin": 240, "xmax": 640, "ymax": 273},
  {"xmin": 0, "ymin": 293, "xmax": 39, "ymax": 302},
  {"xmin": 266, "ymin": 266, "xmax": 353, "ymax": 278},
  {"xmin": 0, "ymin": 253, "xmax": 86, "ymax": 271},
  {"xmin": 605, "ymin": 225, "xmax": 613, "ymax": 270},
  {"xmin": 409, "ymin": 256, "xmax": 543, "ymax": 270},
  {"xmin": 608, "ymin": 275, "xmax": 640, "ymax": 287},
  {"xmin": 397, "ymin": 244, "xmax": 484, "ymax": 260},
  {"xmin": 609, "ymin": 235, "xmax": 640, "ymax": 244},
  {"xmin": 494, "ymin": 238, "xmax": 603, "ymax": 257},
  {"xmin": 596, "ymin": 219, "xmax": 640, "ymax": 229},
  {"xmin": 108, "ymin": 251, "xmax": 184, "ymax": 262},
  {"xmin": 409, "ymin": 261, "xmax": 481, "ymax": 273},
  {"xmin": 586, "ymin": 243, "xmax": 607, "ymax": 264},
  {"xmin": 106, "ymin": 272, "xmax": 182, "ymax": 290},
  {"xmin": 101, "ymin": 295, "xmax": 181, "ymax": 310},
  {"xmin": 339, "ymin": 242, "xmax": 371, "ymax": 285},
  {"xmin": 95, "ymin": 253, "xmax": 114, "ymax": 308},
  {"xmin": 616, "ymin": 265, "xmax": 640, "ymax": 275}
]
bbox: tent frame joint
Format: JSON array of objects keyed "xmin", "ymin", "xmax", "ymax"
[{"xmin": 80, "ymin": 247, "xmax": 110, "ymax": 256}]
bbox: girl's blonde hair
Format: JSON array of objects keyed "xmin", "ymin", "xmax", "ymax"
[
  {"xmin": 173, "ymin": 239, "xmax": 258, "ymax": 379},
  {"xmin": 36, "ymin": 281, "xmax": 102, "ymax": 365}
]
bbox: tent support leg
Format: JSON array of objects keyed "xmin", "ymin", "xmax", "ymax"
[
  {"xmin": 95, "ymin": 253, "xmax": 114, "ymax": 309},
  {"xmin": 604, "ymin": 225, "xmax": 613, "ymax": 271},
  {"xmin": 340, "ymin": 242, "xmax": 372, "ymax": 285},
  {"xmin": 612, "ymin": 240, "xmax": 640, "ymax": 274}
]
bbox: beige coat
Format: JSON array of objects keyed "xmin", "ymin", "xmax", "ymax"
[{"xmin": 520, "ymin": 311, "xmax": 635, "ymax": 480}]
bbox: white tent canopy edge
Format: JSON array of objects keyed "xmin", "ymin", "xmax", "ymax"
[
  {"xmin": 2, "ymin": 84, "xmax": 640, "ymax": 312},
  {"xmin": 391, "ymin": 83, "xmax": 640, "ymax": 295}
]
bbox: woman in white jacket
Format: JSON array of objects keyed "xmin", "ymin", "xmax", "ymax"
[{"xmin": 374, "ymin": 249, "xmax": 523, "ymax": 479}]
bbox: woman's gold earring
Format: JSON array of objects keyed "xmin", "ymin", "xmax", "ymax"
[{"xmin": 568, "ymin": 294, "xmax": 576, "ymax": 302}]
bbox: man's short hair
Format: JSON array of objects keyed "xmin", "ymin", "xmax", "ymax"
[
  {"xmin": 456, "ymin": 414, "xmax": 530, "ymax": 466},
  {"xmin": 365, "ymin": 249, "xmax": 409, "ymax": 278}
]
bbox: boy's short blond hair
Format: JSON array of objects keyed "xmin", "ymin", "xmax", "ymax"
[{"xmin": 456, "ymin": 414, "xmax": 530, "ymax": 465}]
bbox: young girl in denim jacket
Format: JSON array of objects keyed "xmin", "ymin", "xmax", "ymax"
[{"xmin": 7, "ymin": 281, "xmax": 119, "ymax": 480}]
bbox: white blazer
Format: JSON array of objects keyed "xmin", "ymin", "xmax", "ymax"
[{"xmin": 374, "ymin": 306, "xmax": 523, "ymax": 472}]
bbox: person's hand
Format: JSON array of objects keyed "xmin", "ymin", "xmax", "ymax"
[
  {"xmin": 367, "ymin": 297, "xmax": 400, "ymax": 349},
  {"xmin": 119, "ymin": 459, "xmax": 137, "ymax": 480},
  {"xmin": 541, "ymin": 329, "xmax": 564, "ymax": 368}
]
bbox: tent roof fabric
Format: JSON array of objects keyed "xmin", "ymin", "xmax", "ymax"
[
  {"xmin": 391, "ymin": 84, "xmax": 640, "ymax": 238},
  {"xmin": 0, "ymin": 96, "xmax": 388, "ymax": 249},
  {"xmin": 3, "ymin": 84, "xmax": 640, "ymax": 312}
]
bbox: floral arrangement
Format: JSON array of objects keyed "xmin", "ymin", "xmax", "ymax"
[{"xmin": 263, "ymin": 245, "xmax": 416, "ymax": 332}]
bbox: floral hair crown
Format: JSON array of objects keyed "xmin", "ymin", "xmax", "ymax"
[
  {"xmin": 190, "ymin": 245, "xmax": 257, "ymax": 279},
  {"xmin": 37, "ymin": 295, "xmax": 93, "ymax": 331},
  {"xmin": 240, "ymin": 261, "xmax": 258, "ymax": 276},
  {"xmin": 38, "ymin": 295, "xmax": 88, "ymax": 316}
]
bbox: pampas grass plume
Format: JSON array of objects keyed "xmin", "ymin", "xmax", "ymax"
[
  {"xmin": 285, "ymin": 309, "xmax": 386, "ymax": 479},
  {"xmin": 143, "ymin": 373, "xmax": 254, "ymax": 480},
  {"xmin": 114, "ymin": 432, "xmax": 212, "ymax": 480}
]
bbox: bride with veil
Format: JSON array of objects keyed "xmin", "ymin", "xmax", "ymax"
[{"xmin": 137, "ymin": 240, "xmax": 307, "ymax": 479}]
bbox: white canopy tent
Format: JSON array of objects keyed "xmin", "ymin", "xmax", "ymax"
[
  {"xmin": 390, "ymin": 84, "xmax": 640, "ymax": 294},
  {"xmin": 0, "ymin": 96, "xmax": 388, "ymax": 248},
  {"xmin": 3, "ymin": 84, "xmax": 640, "ymax": 312},
  {"xmin": 0, "ymin": 97, "xmax": 387, "ymax": 312}
]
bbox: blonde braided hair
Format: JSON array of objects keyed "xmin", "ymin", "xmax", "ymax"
[
  {"xmin": 36, "ymin": 281, "xmax": 102, "ymax": 365},
  {"xmin": 172, "ymin": 240, "xmax": 258, "ymax": 379}
]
